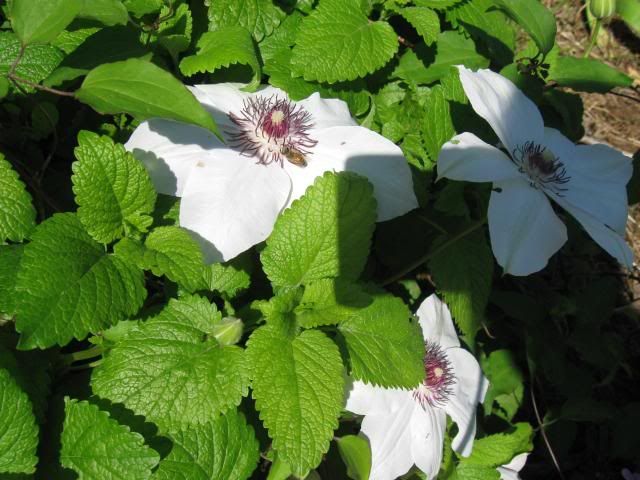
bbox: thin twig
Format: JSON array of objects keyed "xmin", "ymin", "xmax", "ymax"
[
  {"xmin": 8, "ymin": 44, "xmax": 25, "ymax": 76},
  {"xmin": 530, "ymin": 377, "xmax": 566, "ymax": 480},
  {"xmin": 381, "ymin": 217, "xmax": 487, "ymax": 286},
  {"xmin": 607, "ymin": 90, "xmax": 640, "ymax": 105}
]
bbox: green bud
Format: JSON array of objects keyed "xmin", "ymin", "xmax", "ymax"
[
  {"xmin": 589, "ymin": 0, "xmax": 616, "ymax": 19},
  {"xmin": 212, "ymin": 316, "xmax": 244, "ymax": 346}
]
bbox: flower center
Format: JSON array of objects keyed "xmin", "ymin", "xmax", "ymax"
[
  {"xmin": 413, "ymin": 340, "xmax": 455, "ymax": 409},
  {"xmin": 512, "ymin": 141, "xmax": 570, "ymax": 195},
  {"xmin": 227, "ymin": 95, "xmax": 317, "ymax": 166}
]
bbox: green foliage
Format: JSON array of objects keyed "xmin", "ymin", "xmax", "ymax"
[
  {"xmin": 180, "ymin": 27, "xmax": 261, "ymax": 91},
  {"xmin": 0, "ymin": 369, "xmax": 38, "ymax": 474},
  {"xmin": 429, "ymin": 229, "xmax": 493, "ymax": 342},
  {"xmin": 72, "ymin": 131, "xmax": 156, "ymax": 243},
  {"xmin": 246, "ymin": 325, "xmax": 344, "ymax": 477},
  {"xmin": 0, "ymin": 32, "xmax": 64, "ymax": 90},
  {"xmin": 92, "ymin": 296, "xmax": 248, "ymax": 430},
  {"xmin": 493, "ymin": 0, "xmax": 557, "ymax": 55},
  {"xmin": 262, "ymin": 172, "xmax": 376, "ymax": 287},
  {"xmin": 60, "ymin": 398, "xmax": 159, "ymax": 479},
  {"xmin": 76, "ymin": 59, "xmax": 220, "ymax": 135},
  {"xmin": 10, "ymin": 0, "xmax": 82, "ymax": 45},
  {"xmin": 0, "ymin": 154, "xmax": 35, "ymax": 242},
  {"xmin": 0, "ymin": 245, "xmax": 23, "ymax": 315},
  {"xmin": 14, "ymin": 213, "xmax": 146, "ymax": 349},
  {"xmin": 207, "ymin": 0, "xmax": 285, "ymax": 42},
  {"xmin": 154, "ymin": 410, "xmax": 259, "ymax": 480},
  {"xmin": 290, "ymin": 0, "xmax": 398, "ymax": 82},
  {"xmin": 295, "ymin": 279, "xmax": 372, "ymax": 328},
  {"xmin": 77, "ymin": 0, "xmax": 129, "ymax": 26},
  {"xmin": 338, "ymin": 293, "xmax": 426, "ymax": 388},
  {"xmin": 336, "ymin": 435, "xmax": 371, "ymax": 480},
  {"xmin": 549, "ymin": 56, "xmax": 633, "ymax": 92}
]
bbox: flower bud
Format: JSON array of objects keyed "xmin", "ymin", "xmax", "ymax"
[
  {"xmin": 212, "ymin": 316, "xmax": 244, "ymax": 346},
  {"xmin": 589, "ymin": 0, "xmax": 616, "ymax": 19}
]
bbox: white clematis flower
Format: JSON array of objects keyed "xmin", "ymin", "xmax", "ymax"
[
  {"xmin": 345, "ymin": 294, "xmax": 489, "ymax": 480},
  {"xmin": 497, "ymin": 453, "xmax": 529, "ymax": 480},
  {"xmin": 437, "ymin": 67, "xmax": 633, "ymax": 276},
  {"xmin": 125, "ymin": 84, "xmax": 417, "ymax": 262}
]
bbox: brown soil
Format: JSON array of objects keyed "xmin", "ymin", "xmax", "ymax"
[{"xmin": 546, "ymin": 0, "xmax": 640, "ymax": 288}]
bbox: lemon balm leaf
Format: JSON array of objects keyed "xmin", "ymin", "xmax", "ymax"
[
  {"xmin": 14, "ymin": 213, "xmax": 146, "ymax": 349},
  {"xmin": 290, "ymin": 0, "xmax": 398, "ymax": 82},
  {"xmin": 0, "ymin": 153, "xmax": 35, "ymax": 243},
  {"xmin": 246, "ymin": 325, "xmax": 344, "ymax": 477},
  {"xmin": 154, "ymin": 410, "xmax": 260, "ymax": 480},
  {"xmin": 60, "ymin": 398, "xmax": 159, "ymax": 479},
  {"xmin": 92, "ymin": 296, "xmax": 249, "ymax": 431}
]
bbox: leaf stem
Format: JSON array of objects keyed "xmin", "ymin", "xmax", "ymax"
[
  {"xmin": 381, "ymin": 217, "xmax": 487, "ymax": 286},
  {"xmin": 63, "ymin": 345, "xmax": 104, "ymax": 365},
  {"xmin": 583, "ymin": 18, "xmax": 601, "ymax": 58},
  {"xmin": 7, "ymin": 74, "xmax": 75, "ymax": 97}
]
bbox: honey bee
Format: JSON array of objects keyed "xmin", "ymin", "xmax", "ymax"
[{"xmin": 281, "ymin": 145, "xmax": 307, "ymax": 167}]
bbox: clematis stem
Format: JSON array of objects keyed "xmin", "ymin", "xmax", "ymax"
[
  {"xmin": 381, "ymin": 217, "xmax": 487, "ymax": 286},
  {"xmin": 62, "ymin": 345, "xmax": 104, "ymax": 365},
  {"xmin": 583, "ymin": 18, "xmax": 602, "ymax": 58}
]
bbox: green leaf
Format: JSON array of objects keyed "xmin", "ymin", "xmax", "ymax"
[
  {"xmin": 0, "ymin": 369, "xmax": 38, "ymax": 474},
  {"xmin": 153, "ymin": 410, "xmax": 259, "ymax": 480},
  {"xmin": 618, "ymin": 0, "xmax": 640, "ymax": 33},
  {"xmin": 0, "ymin": 245, "xmax": 23, "ymax": 315},
  {"xmin": 422, "ymin": 85, "xmax": 455, "ymax": 161},
  {"xmin": 0, "ymin": 32, "xmax": 65, "ymax": 91},
  {"xmin": 259, "ymin": 11, "xmax": 304, "ymax": 62},
  {"xmin": 456, "ymin": 464, "xmax": 500, "ymax": 480},
  {"xmin": 295, "ymin": 279, "xmax": 372, "ymax": 328},
  {"xmin": 10, "ymin": 0, "xmax": 82, "ymax": 45},
  {"xmin": 290, "ymin": 0, "xmax": 398, "ymax": 82},
  {"xmin": 548, "ymin": 56, "xmax": 633, "ymax": 93},
  {"xmin": 338, "ymin": 293, "xmax": 425, "ymax": 388},
  {"xmin": 0, "ymin": 153, "xmax": 35, "ymax": 243},
  {"xmin": 202, "ymin": 262, "xmax": 251, "ymax": 299},
  {"xmin": 428, "ymin": 229, "xmax": 493, "ymax": 342},
  {"xmin": 77, "ymin": 0, "xmax": 129, "ymax": 26},
  {"xmin": 400, "ymin": 7, "xmax": 440, "ymax": 45},
  {"xmin": 335, "ymin": 435, "xmax": 371, "ymax": 480},
  {"xmin": 76, "ymin": 58, "xmax": 220, "ymax": 136},
  {"xmin": 246, "ymin": 325, "xmax": 344, "ymax": 477},
  {"xmin": 461, "ymin": 423, "xmax": 532, "ymax": 467},
  {"xmin": 261, "ymin": 172, "xmax": 376, "ymax": 287},
  {"xmin": 208, "ymin": 0, "xmax": 285, "ymax": 42},
  {"xmin": 141, "ymin": 226, "xmax": 205, "ymax": 292},
  {"xmin": 72, "ymin": 130, "xmax": 156, "ymax": 244},
  {"xmin": 45, "ymin": 26, "xmax": 149, "ymax": 87},
  {"xmin": 14, "ymin": 213, "xmax": 146, "ymax": 349},
  {"xmin": 180, "ymin": 26, "xmax": 261, "ymax": 91},
  {"xmin": 493, "ymin": 0, "xmax": 556, "ymax": 55},
  {"xmin": 393, "ymin": 31, "xmax": 489, "ymax": 85},
  {"xmin": 156, "ymin": 3, "xmax": 193, "ymax": 61},
  {"xmin": 481, "ymin": 349, "xmax": 524, "ymax": 420},
  {"xmin": 60, "ymin": 398, "xmax": 159, "ymax": 479},
  {"xmin": 92, "ymin": 296, "xmax": 249, "ymax": 431}
]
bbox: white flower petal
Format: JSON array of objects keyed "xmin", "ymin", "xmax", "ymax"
[
  {"xmin": 444, "ymin": 347, "xmax": 488, "ymax": 457},
  {"xmin": 458, "ymin": 67, "xmax": 544, "ymax": 153},
  {"xmin": 411, "ymin": 405, "xmax": 447, "ymax": 480},
  {"xmin": 360, "ymin": 394, "xmax": 418, "ymax": 480},
  {"xmin": 125, "ymin": 118, "xmax": 224, "ymax": 196},
  {"xmin": 416, "ymin": 294, "xmax": 460, "ymax": 349},
  {"xmin": 437, "ymin": 132, "xmax": 521, "ymax": 183},
  {"xmin": 297, "ymin": 92, "xmax": 358, "ymax": 131},
  {"xmin": 489, "ymin": 178, "xmax": 568, "ymax": 275},
  {"xmin": 553, "ymin": 199, "xmax": 634, "ymax": 268},
  {"xmin": 179, "ymin": 153, "xmax": 291, "ymax": 263},
  {"xmin": 345, "ymin": 380, "xmax": 413, "ymax": 416},
  {"xmin": 498, "ymin": 452, "xmax": 529, "ymax": 479},
  {"xmin": 543, "ymin": 128, "xmax": 632, "ymax": 235},
  {"xmin": 283, "ymin": 126, "xmax": 418, "ymax": 221}
]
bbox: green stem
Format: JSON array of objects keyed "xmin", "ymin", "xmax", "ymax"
[
  {"xmin": 8, "ymin": 74, "xmax": 75, "ymax": 97},
  {"xmin": 381, "ymin": 217, "xmax": 487, "ymax": 286},
  {"xmin": 583, "ymin": 18, "xmax": 602, "ymax": 58},
  {"xmin": 63, "ymin": 345, "xmax": 104, "ymax": 365}
]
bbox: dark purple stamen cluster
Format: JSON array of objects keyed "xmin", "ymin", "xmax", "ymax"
[
  {"xmin": 413, "ymin": 340, "xmax": 455, "ymax": 409},
  {"xmin": 512, "ymin": 141, "xmax": 571, "ymax": 195},
  {"xmin": 227, "ymin": 95, "xmax": 317, "ymax": 166}
]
